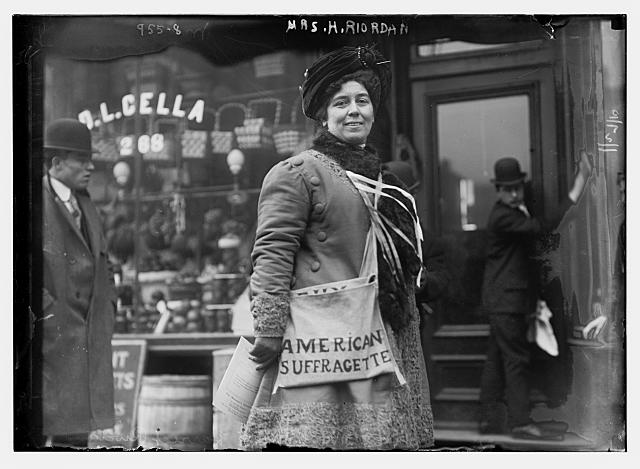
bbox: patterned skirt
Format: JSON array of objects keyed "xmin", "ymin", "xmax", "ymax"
[{"xmin": 240, "ymin": 295, "xmax": 434, "ymax": 450}]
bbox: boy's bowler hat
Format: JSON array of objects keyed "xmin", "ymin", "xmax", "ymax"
[
  {"xmin": 44, "ymin": 118, "xmax": 98, "ymax": 155},
  {"xmin": 491, "ymin": 157, "xmax": 527, "ymax": 185}
]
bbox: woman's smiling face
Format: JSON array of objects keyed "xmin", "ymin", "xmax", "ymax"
[{"xmin": 325, "ymin": 80, "xmax": 374, "ymax": 145}]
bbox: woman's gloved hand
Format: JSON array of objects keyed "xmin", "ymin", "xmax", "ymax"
[{"xmin": 249, "ymin": 337, "xmax": 283, "ymax": 370}]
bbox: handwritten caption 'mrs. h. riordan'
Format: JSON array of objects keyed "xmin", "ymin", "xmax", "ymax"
[{"xmin": 286, "ymin": 18, "xmax": 408, "ymax": 36}]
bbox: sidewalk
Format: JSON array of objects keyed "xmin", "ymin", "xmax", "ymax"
[{"xmin": 433, "ymin": 426, "xmax": 595, "ymax": 451}]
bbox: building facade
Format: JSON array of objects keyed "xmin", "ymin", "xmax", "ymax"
[{"xmin": 15, "ymin": 14, "xmax": 625, "ymax": 449}]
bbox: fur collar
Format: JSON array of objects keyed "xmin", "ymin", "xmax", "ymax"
[{"xmin": 311, "ymin": 129, "xmax": 381, "ymax": 180}]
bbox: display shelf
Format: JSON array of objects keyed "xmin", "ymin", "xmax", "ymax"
[
  {"xmin": 209, "ymin": 273, "xmax": 247, "ymax": 279},
  {"xmin": 113, "ymin": 332, "xmax": 244, "ymax": 355},
  {"xmin": 204, "ymin": 304, "xmax": 235, "ymax": 309},
  {"xmin": 119, "ymin": 186, "xmax": 261, "ymax": 203}
]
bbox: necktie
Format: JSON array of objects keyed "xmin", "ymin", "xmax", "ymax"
[{"xmin": 68, "ymin": 193, "xmax": 82, "ymax": 230}]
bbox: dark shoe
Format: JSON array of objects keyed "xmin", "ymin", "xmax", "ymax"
[
  {"xmin": 534, "ymin": 420, "xmax": 569, "ymax": 434},
  {"xmin": 511, "ymin": 423, "xmax": 565, "ymax": 441}
]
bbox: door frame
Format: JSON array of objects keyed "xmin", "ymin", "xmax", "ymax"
[
  {"xmin": 409, "ymin": 46, "xmax": 562, "ymax": 408},
  {"xmin": 408, "ymin": 42, "xmax": 560, "ymax": 234}
]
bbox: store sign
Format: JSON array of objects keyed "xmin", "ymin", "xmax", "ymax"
[
  {"xmin": 78, "ymin": 92, "xmax": 205, "ymax": 129},
  {"xmin": 89, "ymin": 340, "xmax": 147, "ymax": 449}
]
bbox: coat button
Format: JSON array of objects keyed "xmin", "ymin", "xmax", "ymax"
[
  {"xmin": 310, "ymin": 260, "xmax": 321, "ymax": 272},
  {"xmin": 291, "ymin": 156, "xmax": 304, "ymax": 166},
  {"xmin": 310, "ymin": 176, "xmax": 320, "ymax": 186},
  {"xmin": 75, "ymin": 291, "xmax": 81, "ymax": 299},
  {"xmin": 313, "ymin": 203, "xmax": 325, "ymax": 214},
  {"xmin": 317, "ymin": 231, "xmax": 327, "ymax": 241}
]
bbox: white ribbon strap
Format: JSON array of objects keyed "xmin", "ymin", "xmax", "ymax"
[
  {"xmin": 347, "ymin": 171, "xmax": 423, "ymax": 241},
  {"xmin": 346, "ymin": 170, "xmax": 424, "ymax": 286},
  {"xmin": 346, "ymin": 171, "xmax": 423, "ymax": 255},
  {"xmin": 358, "ymin": 186, "xmax": 406, "ymax": 286}
]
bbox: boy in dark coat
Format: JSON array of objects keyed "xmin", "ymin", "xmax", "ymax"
[{"xmin": 479, "ymin": 154, "xmax": 591, "ymax": 440}]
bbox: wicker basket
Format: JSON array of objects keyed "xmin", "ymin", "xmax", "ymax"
[
  {"xmin": 210, "ymin": 103, "xmax": 247, "ymax": 154},
  {"xmin": 181, "ymin": 130, "xmax": 208, "ymax": 159},
  {"xmin": 92, "ymin": 136, "xmax": 120, "ymax": 162},
  {"xmin": 273, "ymin": 97, "xmax": 307, "ymax": 157},
  {"xmin": 235, "ymin": 98, "xmax": 281, "ymax": 150}
]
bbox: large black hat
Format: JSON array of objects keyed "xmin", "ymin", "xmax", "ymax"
[
  {"xmin": 301, "ymin": 45, "xmax": 391, "ymax": 121},
  {"xmin": 44, "ymin": 118, "xmax": 97, "ymax": 155},
  {"xmin": 491, "ymin": 157, "xmax": 527, "ymax": 185}
]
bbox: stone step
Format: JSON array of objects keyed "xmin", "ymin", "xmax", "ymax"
[
  {"xmin": 430, "ymin": 355, "xmax": 485, "ymax": 390},
  {"xmin": 429, "ymin": 324, "xmax": 490, "ymax": 355},
  {"xmin": 434, "ymin": 387, "xmax": 549, "ymax": 403}
]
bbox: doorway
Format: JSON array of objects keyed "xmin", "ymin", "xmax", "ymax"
[{"xmin": 411, "ymin": 61, "xmax": 558, "ymax": 427}]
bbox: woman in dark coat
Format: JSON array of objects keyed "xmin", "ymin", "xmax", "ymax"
[{"xmin": 241, "ymin": 46, "xmax": 434, "ymax": 450}]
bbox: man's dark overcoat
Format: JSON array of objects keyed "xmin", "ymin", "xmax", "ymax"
[{"xmin": 42, "ymin": 176, "xmax": 117, "ymax": 435}]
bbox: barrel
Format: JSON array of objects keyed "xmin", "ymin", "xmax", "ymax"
[{"xmin": 137, "ymin": 375, "xmax": 213, "ymax": 451}]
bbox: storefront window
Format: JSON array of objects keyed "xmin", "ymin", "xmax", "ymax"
[{"xmin": 45, "ymin": 46, "xmax": 319, "ymax": 334}]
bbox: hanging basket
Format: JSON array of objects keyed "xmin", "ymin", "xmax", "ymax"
[
  {"xmin": 235, "ymin": 98, "xmax": 281, "ymax": 150},
  {"xmin": 92, "ymin": 136, "xmax": 120, "ymax": 162},
  {"xmin": 210, "ymin": 103, "xmax": 247, "ymax": 154},
  {"xmin": 273, "ymin": 97, "xmax": 307, "ymax": 157},
  {"xmin": 181, "ymin": 130, "xmax": 208, "ymax": 159}
]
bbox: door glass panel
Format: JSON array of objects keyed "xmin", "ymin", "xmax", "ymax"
[{"xmin": 436, "ymin": 95, "xmax": 530, "ymax": 323}]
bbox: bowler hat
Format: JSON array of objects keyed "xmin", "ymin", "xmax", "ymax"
[
  {"xmin": 491, "ymin": 157, "xmax": 527, "ymax": 185},
  {"xmin": 44, "ymin": 118, "xmax": 97, "ymax": 155}
]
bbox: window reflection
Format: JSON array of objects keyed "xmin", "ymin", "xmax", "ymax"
[{"xmin": 437, "ymin": 95, "xmax": 530, "ymax": 232}]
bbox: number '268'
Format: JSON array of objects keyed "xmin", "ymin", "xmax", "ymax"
[{"xmin": 119, "ymin": 134, "xmax": 164, "ymax": 156}]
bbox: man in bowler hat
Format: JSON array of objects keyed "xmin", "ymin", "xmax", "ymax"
[
  {"xmin": 479, "ymin": 153, "xmax": 591, "ymax": 440},
  {"xmin": 41, "ymin": 118, "xmax": 117, "ymax": 448}
]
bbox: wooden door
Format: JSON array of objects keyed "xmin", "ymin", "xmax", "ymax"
[{"xmin": 412, "ymin": 65, "xmax": 558, "ymax": 428}]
